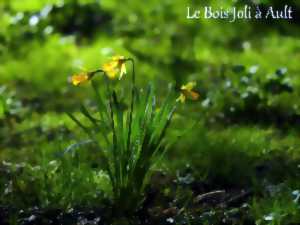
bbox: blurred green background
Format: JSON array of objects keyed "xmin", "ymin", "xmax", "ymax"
[{"xmin": 1, "ymin": 0, "xmax": 300, "ymax": 224}]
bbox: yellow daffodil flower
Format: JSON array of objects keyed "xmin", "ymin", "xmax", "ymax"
[
  {"xmin": 71, "ymin": 71, "xmax": 96, "ymax": 86},
  {"xmin": 102, "ymin": 55, "xmax": 127, "ymax": 80},
  {"xmin": 176, "ymin": 81, "xmax": 200, "ymax": 103},
  {"xmin": 71, "ymin": 72, "xmax": 89, "ymax": 86}
]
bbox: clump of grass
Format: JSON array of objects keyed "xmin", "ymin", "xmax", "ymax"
[{"xmin": 68, "ymin": 56, "xmax": 198, "ymax": 214}]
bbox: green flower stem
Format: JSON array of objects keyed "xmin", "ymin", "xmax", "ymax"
[{"xmin": 126, "ymin": 58, "xmax": 135, "ymax": 152}]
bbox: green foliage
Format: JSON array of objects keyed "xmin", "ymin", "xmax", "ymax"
[
  {"xmin": 1, "ymin": 154, "xmax": 111, "ymax": 209},
  {"xmin": 251, "ymin": 188, "xmax": 300, "ymax": 225},
  {"xmin": 1, "ymin": 0, "xmax": 300, "ymax": 223},
  {"xmin": 69, "ymin": 60, "xmax": 177, "ymax": 213}
]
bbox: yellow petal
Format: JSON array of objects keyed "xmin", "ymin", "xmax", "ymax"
[
  {"xmin": 102, "ymin": 56, "xmax": 127, "ymax": 80},
  {"xmin": 176, "ymin": 93, "xmax": 186, "ymax": 103},
  {"xmin": 102, "ymin": 62, "xmax": 114, "ymax": 71},
  {"xmin": 181, "ymin": 82, "xmax": 196, "ymax": 91},
  {"xmin": 102, "ymin": 62, "xmax": 118, "ymax": 79},
  {"xmin": 71, "ymin": 73, "xmax": 89, "ymax": 86},
  {"xmin": 106, "ymin": 69, "xmax": 118, "ymax": 79},
  {"xmin": 112, "ymin": 55, "xmax": 125, "ymax": 61},
  {"xmin": 119, "ymin": 63, "xmax": 127, "ymax": 80}
]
